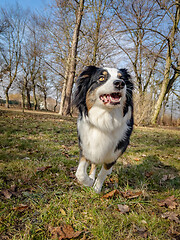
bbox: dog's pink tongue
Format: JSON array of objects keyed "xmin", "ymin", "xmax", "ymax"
[
  {"xmin": 111, "ymin": 93, "xmax": 119, "ymax": 100},
  {"xmin": 110, "ymin": 93, "xmax": 121, "ymax": 103}
]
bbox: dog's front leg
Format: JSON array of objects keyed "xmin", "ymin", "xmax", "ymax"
[
  {"xmin": 76, "ymin": 156, "xmax": 94, "ymax": 187},
  {"xmin": 93, "ymin": 164, "xmax": 113, "ymax": 193},
  {"xmin": 89, "ymin": 163, "xmax": 96, "ymax": 182}
]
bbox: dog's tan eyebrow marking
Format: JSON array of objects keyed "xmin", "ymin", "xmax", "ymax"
[
  {"xmin": 117, "ymin": 72, "xmax": 122, "ymax": 78},
  {"xmin": 80, "ymin": 74, "xmax": 89, "ymax": 78},
  {"xmin": 102, "ymin": 71, "xmax": 108, "ymax": 75}
]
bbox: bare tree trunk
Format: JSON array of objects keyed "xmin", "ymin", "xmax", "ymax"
[
  {"xmin": 62, "ymin": 0, "xmax": 84, "ymax": 116},
  {"xmin": 25, "ymin": 83, "xmax": 31, "ymax": 110},
  {"xmin": 5, "ymin": 88, "xmax": 10, "ymax": 108},
  {"xmin": 59, "ymin": 78, "xmax": 67, "ymax": 115},
  {"xmin": 59, "ymin": 55, "xmax": 70, "ymax": 115},
  {"xmin": 22, "ymin": 76, "xmax": 26, "ymax": 112},
  {"xmin": 5, "ymin": 66, "xmax": 19, "ymax": 108},
  {"xmin": 44, "ymin": 93, "xmax": 48, "ymax": 111},
  {"xmin": 54, "ymin": 98, "xmax": 58, "ymax": 112},
  {"xmin": 21, "ymin": 91, "xmax": 25, "ymax": 113},
  {"xmin": 26, "ymin": 88, "xmax": 31, "ymax": 109},
  {"xmin": 151, "ymin": 2, "xmax": 180, "ymax": 124},
  {"xmin": 32, "ymin": 78, "xmax": 38, "ymax": 110}
]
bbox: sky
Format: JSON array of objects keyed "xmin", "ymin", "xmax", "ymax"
[{"xmin": 0, "ymin": 0, "xmax": 48, "ymax": 11}]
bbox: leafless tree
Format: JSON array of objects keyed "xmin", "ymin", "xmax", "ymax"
[
  {"xmin": 111, "ymin": 0, "xmax": 179, "ymax": 124},
  {"xmin": 151, "ymin": 0, "xmax": 180, "ymax": 124},
  {"xmin": 60, "ymin": 0, "xmax": 85, "ymax": 115},
  {"xmin": 39, "ymin": 0, "xmax": 76, "ymax": 115},
  {"xmin": 112, "ymin": 0, "xmax": 165, "ymax": 94},
  {"xmin": 80, "ymin": 0, "xmax": 113, "ymax": 65},
  {"xmin": 0, "ymin": 5, "xmax": 27, "ymax": 108}
]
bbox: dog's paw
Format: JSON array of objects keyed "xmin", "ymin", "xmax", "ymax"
[
  {"xmin": 89, "ymin": 173, "xmax": 96, "ymax": 182},
  {"xmin": 76, "ymin": 173, "xmax": 94, "ymax": 187},
  {"xmin": 93, "ymin": 179, "xmax": 103, "ymax": 193}
]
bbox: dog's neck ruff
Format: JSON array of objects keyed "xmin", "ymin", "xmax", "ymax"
[
  {"xmin": 78, "ymin": 105, "xmax": 132, "ymax": 165},
  {"xmin": 87, "ymin": 105, "xmax": 124, "ymax": 132}
]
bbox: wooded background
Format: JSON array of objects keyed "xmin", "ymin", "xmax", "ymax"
[{"xmin": 0, "ymin": 0, "xmax": 179, "ymax": 125}]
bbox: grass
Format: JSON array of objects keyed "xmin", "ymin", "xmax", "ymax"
[{"xmin": 0, "ymin": 109, "xmax": 179, "ymax": 240}]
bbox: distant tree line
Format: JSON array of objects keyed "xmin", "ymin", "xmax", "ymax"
[{"xmin": 0, "ymin": 0, "xmax": 179, "ymax": 125}]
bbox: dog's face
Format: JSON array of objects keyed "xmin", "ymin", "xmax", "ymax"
[{"xmin": 74, "ymin": 66, "xmax": 133, "ymax": 116}]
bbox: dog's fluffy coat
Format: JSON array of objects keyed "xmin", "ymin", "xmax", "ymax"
[{"xmin": 74, "ymin": 66, "xmax": 133, "ymax": 193}]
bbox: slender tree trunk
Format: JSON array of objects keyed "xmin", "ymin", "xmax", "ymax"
[
  {"xmin": 22, "ymin": 92, "xmax": 25, "ymax": 113},
  {"xmin": 44, "ymin": 93, "xmax": 47, "ymax": 111},
  {"xmin": 59, "ymin": 78, "xmax": 67, "ymax": 115},
  {"xmin": 32, "ymin": 78, "xmax": 38, "ymax": 110},
  {"xmin": 151, "ymin": 2, "xmax": 180, "ymax": 124},
  {"xmin": 62, "ymin": 0, "xmax": 84, "ymax": 116},
  {"xmin": 54, "ymin": 99, "xmax": 58, "ymax": 112},
  {"xmin": 5, "ymin": 75, "xmax": 17, "ymax": 108},
  {"xmin": 26, "ymin": 88, "xmax": 31, "ymax": 110},
  {"xmin": 151, "ymin": 51, "xmax": 172, "ymax": 124},
  {"xmin": 5, "ymin": 89, "xmax": 10, "ymax": 108},
  {"xmin": 92, "ymin": 0, "xmax": 102, "ymax": 64},
  {"xmin": 59, "ymin": 55, "xmax": 70, "ymax": 115},
  {"xmin": 22, "ymin": 76, "xmax": 26, "ymax": 112},
  {"xmin": 170, "ymin": 94, "xmax": 174, "ymax": 124}
]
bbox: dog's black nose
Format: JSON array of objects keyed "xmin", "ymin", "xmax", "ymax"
[{"xmin": 113, "ymin": 80, "xmax": 125, "ymax": 90}]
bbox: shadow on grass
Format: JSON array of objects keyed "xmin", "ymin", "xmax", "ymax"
[{"xmin": 116, "ymin": 155, "xmax": 180, "ymax": 192}]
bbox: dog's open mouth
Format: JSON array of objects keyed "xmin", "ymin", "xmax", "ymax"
[{"xmin": 99, "ymin": 92, "xmax": 122, "ymax": 105}]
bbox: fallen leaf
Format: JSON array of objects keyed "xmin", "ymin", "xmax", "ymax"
[
  {"xmin": 161, "ymin": 175, "xmax": 168, "ymax": 182},
  {"xmin": 161, "ymin": 212, "xmax": 180, "ymax": 223},
  {"xmin": 1, "ymin": 189, "xmax": 12, "ymax": 199},
  {"xmin": 134, "ymin": 225, "xmax": 148, "ymax": 238},
  {"xmin": 117, "ymin": 204, "xmax": 130, "ymax": 214},
  {"xmin": 141, "ymin": 220, "xmax": 147, "ymax": 225},
  {"xmin": 145, "ymin": 171, "xmax": 154, "ymax": 178},
  {"xmin": 161, "ymin": 174, "xmax": 176, "ymax": 182},
  {"xmin": 168, "ymin": 174, "xmax": 176, "ymax": 180},
  {"xmin": 49, "ymin": 224, "xmax": 82, "ymax": 240},
  {"xmin": 121, "ymin": 190, "xmax": 143, "ymax": 199},
  {"xmin": 158, "ymin": 196, "xmax": 178, "ymax": 209},
  {"xmin": 10, "ymin": 184, "xmax": 17, "ymax": 192},
  {"xmin": 109, "ymin": 176, "xmax": 118, "ymax": 183},
  {"xmin": 60, "ymin": 208, "xmax": 66, "ymax": 216},
  {"xmin": 102, "ymin": 189, "xmax": 120, "ymax": 199},
  {"xmin": 13, "ymin": 204, "xmax": 29, "ymax": 211},
  {"xmin": 36, "ymin": 166, "xmax": 52, "ymax": 172}
]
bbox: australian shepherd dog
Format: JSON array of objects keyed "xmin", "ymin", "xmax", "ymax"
[{"xmin": 74, "ymin": 66, "xmax": 133, "ymax": 193}]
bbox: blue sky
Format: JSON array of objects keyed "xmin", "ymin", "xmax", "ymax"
[{"xmin": 0, "ymin": 0, "xmax": 48, "ymax": 11}]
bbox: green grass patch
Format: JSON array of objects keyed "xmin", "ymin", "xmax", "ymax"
[{"xmin": 0, "ymin": 109, "xmax": 179, "ymax": 239}]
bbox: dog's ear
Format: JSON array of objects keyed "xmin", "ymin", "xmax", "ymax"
[
  {"xmin": 78, "ymin": 66, "xmax": 98, "ymax": 81},
  {"xmin": 73, "ymin": 66, "xmax": 98, "ymax": 115},
  {"xmin": 119, "ymin": 68, "xmax": 134, "ymax": 116},
  {"xmin": 119, "ymin": 68, "xmax": 133, "ymax": 91}
]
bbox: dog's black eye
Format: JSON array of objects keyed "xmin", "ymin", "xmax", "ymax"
[{"xmin": 99, "ymin": 76, "xmax": 105, "ymax": 82}]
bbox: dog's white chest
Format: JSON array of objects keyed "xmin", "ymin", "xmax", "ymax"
[{"xmin": 78, "ymin": 107, "xmax": 129, "ymax": 164}]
